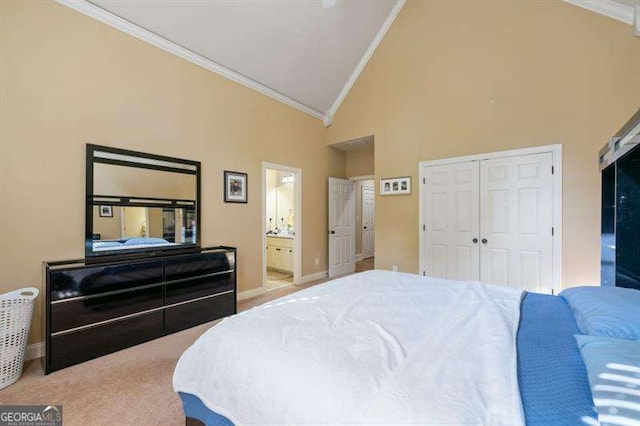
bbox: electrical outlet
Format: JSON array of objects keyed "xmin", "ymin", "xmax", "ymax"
[
  {"xmin": 392, "ymin": 265, "xmax": 398, "ymax": 272},
  {"xmin": 314, "ymin": 257, "xmax": 320, "ymax": 268}
]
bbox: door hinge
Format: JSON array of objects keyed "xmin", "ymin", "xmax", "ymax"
[
  {"xmin": 422, "ymin": 271, "xmax": 426, "ymax": 276},
  {"xmin": 423, "ymin": 177, "xmax": 426, "ymax": 184},
  {"xmin": 551, "ymin": 227, "xmax": 555, "ymax": 236},
  {"xmin": 551, "ymin": 165, "xmax": 554, "ymax": 175},
  {"xmin": 551, "ymin": 288, "xmax": 555, "ymax": 296},
  {"xmin": 423, "ymin": 224, "xmax": 426, "ymax": 231}
]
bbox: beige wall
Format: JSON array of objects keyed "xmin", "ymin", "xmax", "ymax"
[
  {"xmin": 345, "ymin": 144, "xmax": 375, "ymax": 177},
  {"xmin": 327, "ymin": 0, "xmax": 640, "ymax": 287},
  {"xmin": 355, "ymin": 179, "xmax": 375, "ymax": 255},
  {"xmin": 0, "ymin": 1, "xmax": 344, "ymax": 343},
  {"xmin": 94, "ymin": 162, "xmax": 197, "ymax": 200},
  {"xmin": 148, "ymin": 208, "xmax": 163, "ymax": 237}
]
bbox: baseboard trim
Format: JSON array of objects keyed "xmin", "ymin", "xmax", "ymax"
[
  {"xmin": 355, "ymin": 253, "xmax": 364, "ymax": 262},
  {"xmin": 25, "ymin": 342, "xmax": 45, "ymax": 361},
  {"xmin": 237, "ymin": 287, "xmax": 266, "ymax": 301},
  {"xmin": 300, "ymin": 270, "xmax": 328, "ymax": 284}
]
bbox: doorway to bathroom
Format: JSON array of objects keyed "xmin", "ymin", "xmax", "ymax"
[{"xmin": 262, "ymin": 162, "xmax": 302, "ymax": 291}]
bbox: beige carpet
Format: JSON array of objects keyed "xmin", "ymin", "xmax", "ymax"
[
  {"xmin": 356, "ymin": 257, "xmax": 374, "ymax": 272},
  {"xmin": 1, "ymin": 262, "xmax": 373, "ymax": 425}
]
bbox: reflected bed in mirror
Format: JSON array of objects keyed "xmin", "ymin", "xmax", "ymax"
[{"xmin": 86, "ymin": 144, "xmax": 201, "ymax": 259}]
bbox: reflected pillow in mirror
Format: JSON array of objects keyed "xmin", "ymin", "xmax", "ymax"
[{"xmin": 123, "ymin": 238, "xmax": 170, "ymax": 246}]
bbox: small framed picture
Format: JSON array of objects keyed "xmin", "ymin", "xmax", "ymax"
[
  {"xmin": 224, "ymin": 170, "xmax": 248, "ymax": 203},
  {"xmin": 99, "ymin": 205, "xmax": 113, "ymax": 217},
  {"xmin": 380, "ymin": 177, "xmax": 411, "ymax": 196}
]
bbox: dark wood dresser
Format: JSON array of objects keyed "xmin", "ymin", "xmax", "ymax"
[{"xmin": 43, "ymin": 246, "xmax": 236, "ymax": 374}]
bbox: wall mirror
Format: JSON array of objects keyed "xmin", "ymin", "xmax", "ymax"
[
  {"xmin": 86, "ymin": 144, "xmax": 201, "ymax": 258},
  {"xmin": 265, "ymin": 169, "xmax": 295, "ymax": 235}
]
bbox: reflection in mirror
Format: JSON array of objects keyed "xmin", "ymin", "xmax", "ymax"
[
  {"xmin": 92, "ymin": 206, "xmax": 196, "ymax": 251},
  {"xmin": 87, "ymin": 144, "xmax": 200, "ymax": 257}
]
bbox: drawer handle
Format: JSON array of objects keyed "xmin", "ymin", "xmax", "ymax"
[
  {"xmin": 51, "ymin": 282, "xmax": 164, "ymax": 305},
  {"xmin": 165, "ymin": 270, "xmax": 234, "ymax": 286},
  {"xmin": 51, "ymin": 290, "xmax": 235, "ymax": 337}
]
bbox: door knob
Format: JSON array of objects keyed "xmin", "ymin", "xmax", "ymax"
[
  {"xmin": 330, "ymin": 230, "xmax": 335, "ymax": 234},
  {"xmin": 481, "ymin": 238, "xmax": 488, "ymax": 244},
  {"xmin": 472, "ymin": 238, "xmax": 478, "ymax": 244},
  {"xmin": 364, "ymin": 226, "xmax": 367, "ymax": 229}
]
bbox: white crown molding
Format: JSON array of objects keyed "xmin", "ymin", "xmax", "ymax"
[
  {"xmin": 562, "ymin": 0, "xmax": 634, "ymax": 25},
  {"xmin": 55, "ymin": 0, "xmax": 326, "ymax": 121},
  {"xmin": 325, "ymin": 0, "xmax": 407, "ymax": 122}
]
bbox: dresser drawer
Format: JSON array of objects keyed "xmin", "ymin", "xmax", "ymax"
[
  {"xmin": 165, "ymin": 251, "xmax": 234, "ymax": 282},
  {"xmin": 50, "ymin": 283, "xmax": 163, "ymax": 333},
  {"xmin": 165, "ymin": 271, "xmax": 234, "ymax": 305},
  {"xmin": 164, "ymin": 291, "xmax": 235, "ymax": 334},
  {"xmin": 48, "ymin": 310, "xmax": 164, "ymax": 373},
  {"xmin": 50, "ymin": 260, "xmax": 163, "ymax": 302}
]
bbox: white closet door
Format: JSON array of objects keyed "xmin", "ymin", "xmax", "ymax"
[
  {"xmin": 328, "ymin": 177, "xmax": 356, "ymax": 277},
  {"xmin": 362, "ymin": 186, "xmax": 375, "ymax": 259},
  {"xmin": 422, "ymin": 161, "xmax": 480, "ymax": 281},
  {"xmin": 480, "ymin": 153, "xmax": 553, "ymax": 293}
]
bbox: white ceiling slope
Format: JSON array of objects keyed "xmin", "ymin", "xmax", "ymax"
[
  {"xmin": 57, "ymin": 0, "xmax": 404, "ymax": 125},
  {"xmin": 56, "ymin": 0, "xmax": 634, "ymax": 125},
  {"xmin": 562, "ymin": 0, "xmax": 636, "ymax": 25}
]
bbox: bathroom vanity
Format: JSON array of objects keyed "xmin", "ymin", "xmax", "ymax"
[{"xmin": 266, "ymin": 236, "xmax": 293, "ymax": 273}]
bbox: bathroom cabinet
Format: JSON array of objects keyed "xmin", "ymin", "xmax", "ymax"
[{"xmin": 266, "ymin": 237, "xmax": 293, "ymax": 273}]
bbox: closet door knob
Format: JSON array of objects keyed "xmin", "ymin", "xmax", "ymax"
[
  {"xmin": 481, "ymin": 238, "xmax": 488, "ymax": 244},
  {"xmin": 472, "ymin": 238, "xmax": 478, "ymax": 244}
]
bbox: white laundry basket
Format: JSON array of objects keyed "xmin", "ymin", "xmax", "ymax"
[{"xmin": 0, "ymin": 287, "xmax": 39, "ymax": 390}]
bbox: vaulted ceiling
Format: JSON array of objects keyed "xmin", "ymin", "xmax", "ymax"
[{"xmin": 58, "ymin": 0, "xmax": 637, "ymax": 125}]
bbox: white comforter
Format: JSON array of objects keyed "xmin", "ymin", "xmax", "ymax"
[{"xmin": 173, "ymin": 270, "xmax": 525, "ymax": 425}]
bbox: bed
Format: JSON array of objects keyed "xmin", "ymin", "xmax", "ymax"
[{"xmin": 173, "ymin": 270, "xmax": 598, "ymax": 425}]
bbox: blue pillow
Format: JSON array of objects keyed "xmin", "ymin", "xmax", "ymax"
[
  {"xmin": 93, "ymin": 241, "xmax": 122, "ymax": 248},
  {"xmin": 123, "ymin": 237, "xmax": 169, "ymax": 246},
  {"xmin": 575, "ymin": 335, "xmax": 640, "ymax": 425},
  {"xmin": 560, "ymin": 286, "xmax": 640, "ymax": 341}
]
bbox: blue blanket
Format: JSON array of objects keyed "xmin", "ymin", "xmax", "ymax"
[{"xmin": 180, "ymin": 292, "xmax": 596, "ymax": 425}]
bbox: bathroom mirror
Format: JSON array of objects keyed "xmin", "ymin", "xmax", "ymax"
[
  {"xmin": 265, "ymin": 169, "xmax": 295, "ymax": 235},
  {"xmin": 86, "ymin": 144, "xmax": 201, "ymax": 258}
]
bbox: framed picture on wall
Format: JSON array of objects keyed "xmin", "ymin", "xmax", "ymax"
[
  {"xmin": 99, "ymin": 205, "xmax": 113, "ymax": 217},
  {"xmin": 380, "ymin": 177, "xmax": 411, "ymax": 196},
  {"xmin": 224, "ymin": 170, "xmax": 248, "ymax": 203}
]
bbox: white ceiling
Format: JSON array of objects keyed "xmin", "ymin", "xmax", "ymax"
[
  {"xmin": 86, "ymin": 0, "xmax": 401, "ymax": 120},
  {"xmin": 59, "ymin": 0, "xmax": 635, "ymax": 124},
  {"xmin": 563, "ymin": 0, "xmax": 636, "ymax": 25}
]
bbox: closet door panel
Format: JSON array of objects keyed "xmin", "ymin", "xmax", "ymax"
[
  {"xmin": 480, "ymin": 153, "xmax": 553, "ymax": 292},
  {"xmin": 422, "ymin": 161, "xmax": 480, "ymax": 281}
]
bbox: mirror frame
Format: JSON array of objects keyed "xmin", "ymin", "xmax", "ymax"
[{"xmin": 85, "ymin": 144, "xmax": 201, "ymax": 260}]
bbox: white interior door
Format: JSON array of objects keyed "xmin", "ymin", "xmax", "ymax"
[
  {"xmin": 421, "ymin": 161, "xmax": 480, "ymax": 281},
  {"xmin": 362, "ymin": 186, "xmax": 375, "ymax": 259},
  {"xmin": 329, "ymin": 177, "xmax": 355, "ymax": 277},
  {"xmin": 480, "ymin": 152, "xmax": 553, "ymax": 293}
]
